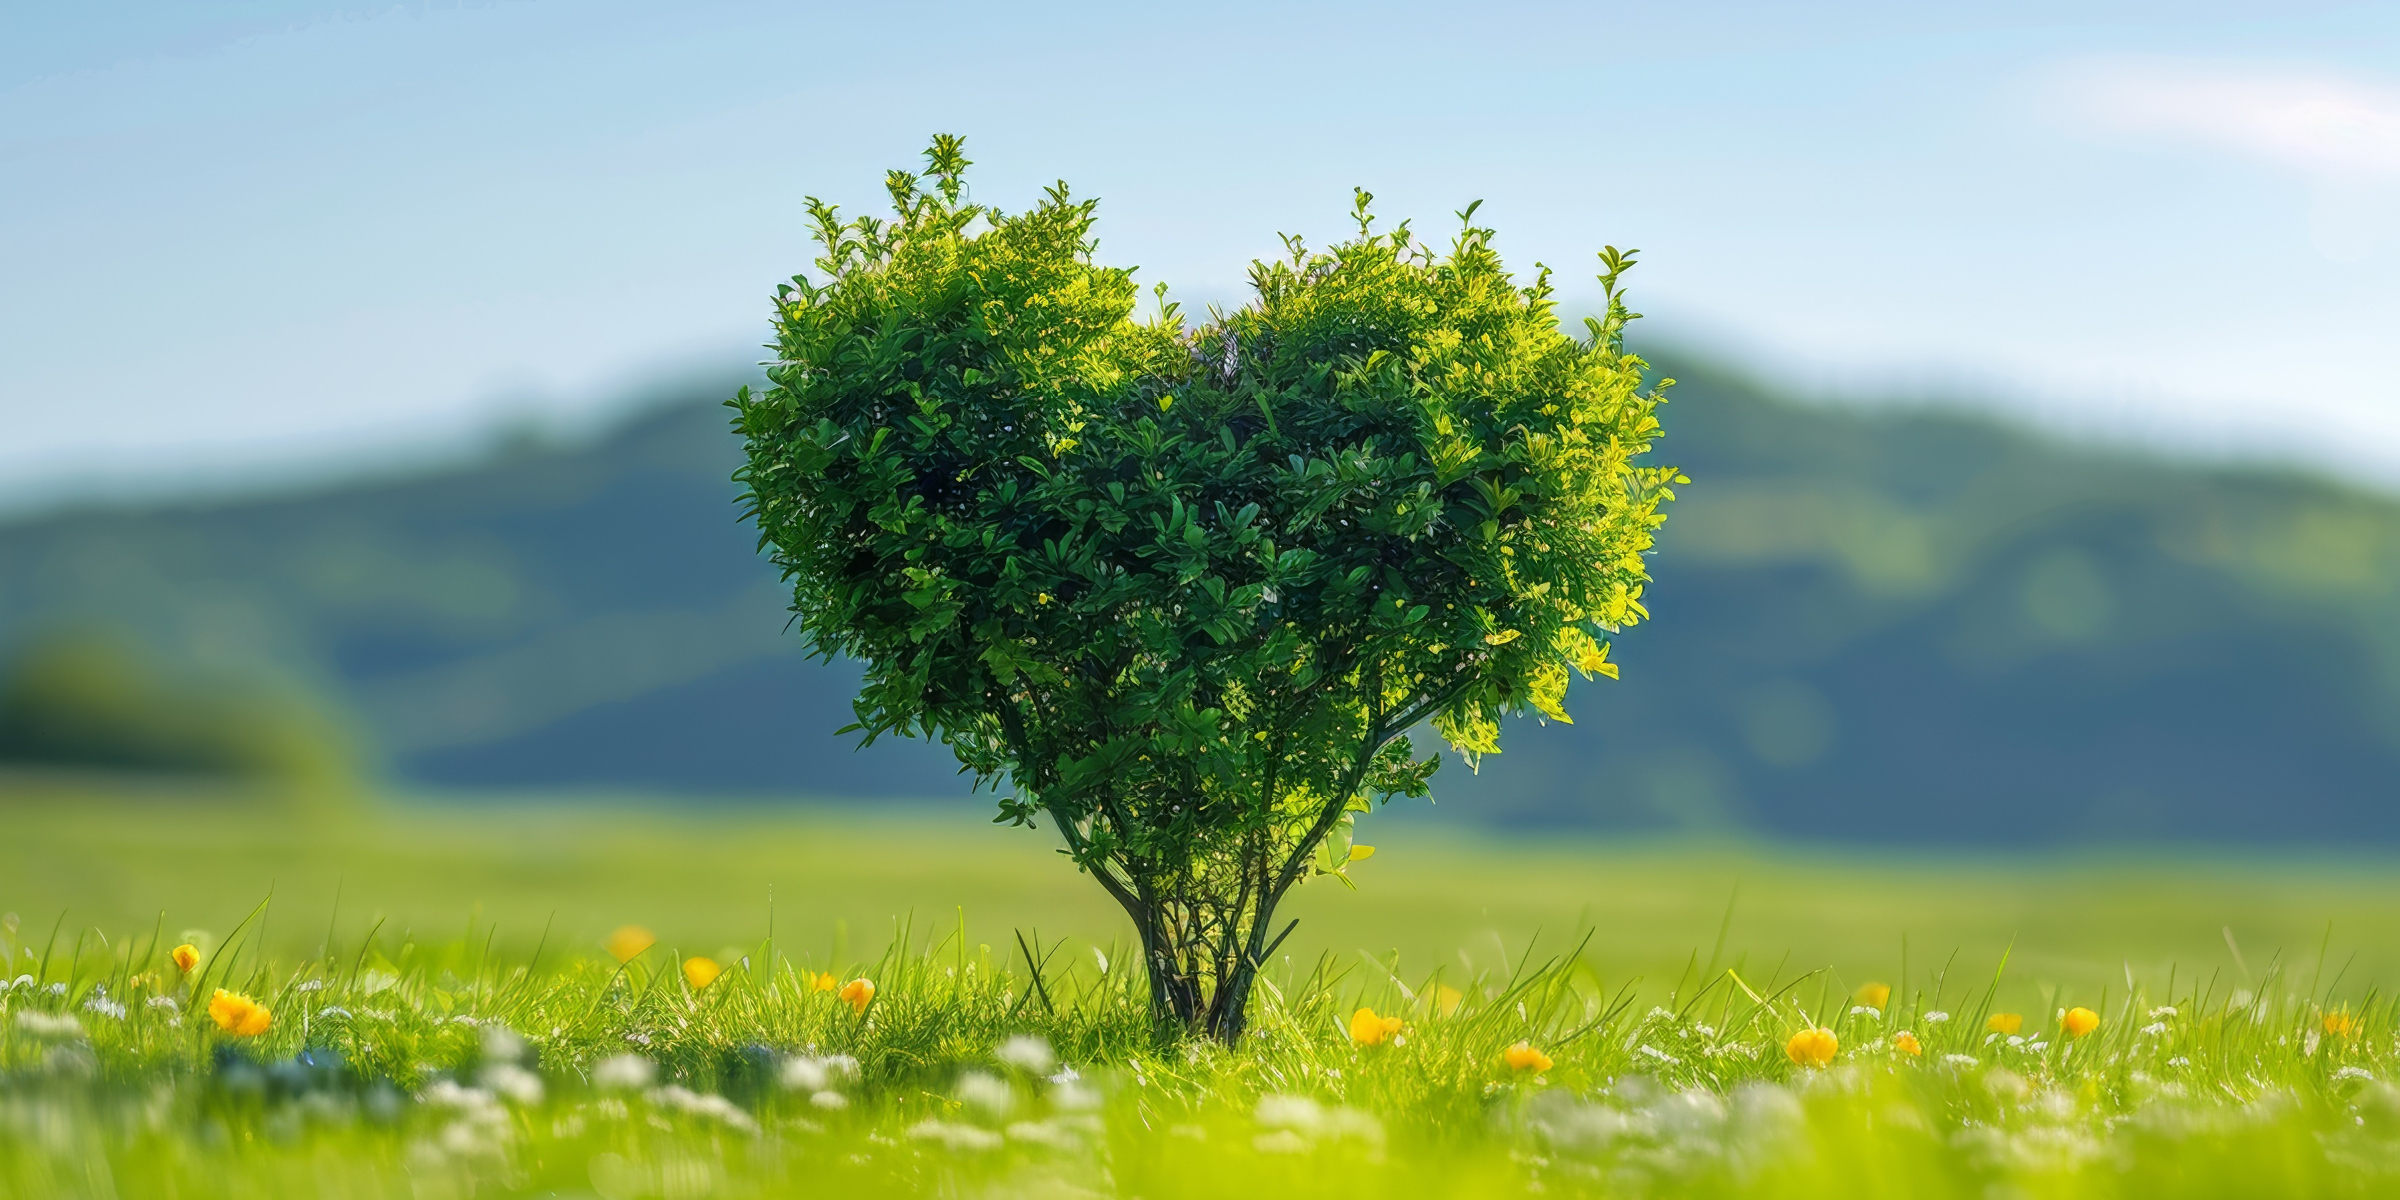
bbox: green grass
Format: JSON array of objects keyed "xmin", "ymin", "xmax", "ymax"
[{"xmin": 8, "ymin": 778, "xmax": 2400, "ymax": 1197}]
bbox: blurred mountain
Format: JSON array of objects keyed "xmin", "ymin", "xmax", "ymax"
[
  {"xmin": 4, "ymin": 363, "xmax": 2398, "ymax": 843},
  {"xmin": 0, "ymin": 380, "xmax": 964, "ymax": 801},
  {"xmin": 1447, "ymin": 367, "xmax": 2400, "ymax": 844}
]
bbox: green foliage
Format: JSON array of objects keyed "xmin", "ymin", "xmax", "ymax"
[{"xmin": 731, "ymin": 137, "xmax": 1681, "ymax": 1036}]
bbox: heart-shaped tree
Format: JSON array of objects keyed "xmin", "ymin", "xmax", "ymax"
[{"xmin": 732, "ymin": 136, "xmax": 1681, "ymax": 1042}]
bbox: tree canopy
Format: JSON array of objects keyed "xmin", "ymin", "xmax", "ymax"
[{"xmin": 732, "ymin": 136, "xmax": 1681, "ymax": 1037}]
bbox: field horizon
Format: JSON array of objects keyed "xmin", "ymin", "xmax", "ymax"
[{"xmin": 8, "ymin": 775, "xmax": 2398, "ymax": 1014}]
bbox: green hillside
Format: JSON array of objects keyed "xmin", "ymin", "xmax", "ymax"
[
  {"xmin": 4, "ymin": 361, "xmax": 2399, "ymax": 842},
  {"xmin": 1448, "ymin": 365, "xmax": 2400, "ymax": 843}
]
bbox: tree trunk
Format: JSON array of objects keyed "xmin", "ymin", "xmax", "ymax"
[
  {"xmin": 1203, "ymin": 955, "xmax": 1261, "ymax": 1043},
  {"xmin": 1138, "ymin": 905, "xmax": 1205, "ymax": 1029},
  {"xmin": 1117, "ymin": 889, "xmax": 1280, "ymax": 1045}
]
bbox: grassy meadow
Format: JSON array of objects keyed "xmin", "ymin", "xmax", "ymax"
[{"xmin": 8, "ymin": 777, "xmax": 2400, "ymax": 1197}]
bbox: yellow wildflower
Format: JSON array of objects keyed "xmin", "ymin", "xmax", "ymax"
[
  {"xmin": 2062, "ymin": 1007, "xmax": 2100, "ymax": 1039},
  {"xmin": 1573, "ymin": 645, "xmax": 1618, "ymax": 678},
  {"xmin": 1986, "ymin": 1012, "xmax": 2023, "ymax": 1035},
  {"xmin": 605, "ymin": 926, "xmax": 656, "ymax": 964},
  {"xmin": 806, "ymin": 970, "xmax": 839, "ymax": 993},
  {"xmin": 208, "ymin": 989, "xmax": 272, "ymax": 1037},
  {"xmin": 1503, "ymin": 1041, "xmax": 1553, "ymax": 1072},
  {"xmin": 1785, "ymin": 1027, "xmax": 1838, "ymax": 1066},
  {"xmin": 839, "ymin": 977, "xmax": 876, "ymax": 1015},
  {"xmin": 1348, "ymin": 1006, "xmax": 1403, "ymax": 1047},
  {"xmin": 1433, "ymin": 985, "xmax": 1464, "ymax": 1018},
  {"xmin": 171, "ymin": 944, "xmax": 201, "ymax": 973},
  {"xmin": 1891, "ymin": 1030, "xmax": 1923, "ymax": 1057},
  {"xmin": 683, "ymin": 957, "xmax": 723, "ymax": 991},
  {"xmin": 1854, "ymin": 982, "xmax": 1891, "ymax": 1009},
  {"xmin": 2325, "ymin": 1010, "xmax": 2363, "ymax": 1040}
]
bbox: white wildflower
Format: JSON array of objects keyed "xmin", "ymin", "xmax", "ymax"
[
  {"xmin": 295, "ymin": 979, "xmax": 325, "ymax": 992},
  {"xmin": 2148, "ymin": 1006, "xmax": 2177, "ymax": 1019},
  {"xmin": 2168, "ymin": 1056, "xmax": 2192, "ymax": 1068},
  {"xmin": 781, "ymin": 1057, "xmax": 830, "ymax": 1092},
  {"xmin": 1850, "ymin": 1006, "xmax": 1882, "ymax": 1019},
  {"xmin": 1006, "ymin": 1119, "xmax": 1080, "ymax": 1148},
  {"xmin": 82, "ymin": 996, "xmax": 126, "ymax": 1020},
  {"xmin": 14, "ymin": 1010, "xmax": 83, "ymax": 1039},
  {"xmin": 421, "ymin": 1080, "xmax": 503, "ymax": 1118},
  {"xmin": 810, "ymin": 1090, "xmax": 849, "ymax": 1110},
  {"xmin": 1256, "ymin": 1094, "xmax": 1324, "ymax": 1133},
  {"xmin": 780, "ymin": 1053, "xmax": 860, "ymax": 1092},
  {"xmin": 1942, "ymin": 1054, "xmax": 1979, "ymax": 1068},
  {"xmin": 957, "ymin": 1072, "xmax": 1014, "ymax": 1119},
  {"xmin": 147, "ymin": 996, "xmax": 179, "ymax": 1011},
  {"xmin": 481, "ymin": 1025, "xmax": 527, "ymax": 1064},
  {"xmin": 1922, "ymin": 1011, "xmax": 1951, "ymax": 1024},
  {"xmin": 2335, "ymin": 1067, "xmax": 2375, "ymax": 1083},
  {"xmin": 995, "ymin": 1035, "xmax": 1057, "ymax": 1076},
  {"xmin": 909, "ymin": 1118, "xmax": 1003, "ymax": 1151},
  {"xmin": 481, "ymin": 1063, "xmax": 544, "ymax": 1106},
  {"xmin": 647, "ymin": 1085, "xmax": 759, "ymax": 1133},
  {"xmin": 592, "ymin": 1054, "xmax": 656, "ymax": 1091},
  {"xmin": 1637, "ymin": 1044, "xmax": 1681, "ymax": 1065}
]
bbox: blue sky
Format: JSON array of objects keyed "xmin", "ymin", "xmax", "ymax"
[{"xmin": 4, "ymin": 1, "xmax": 2397, "ymax": 507}]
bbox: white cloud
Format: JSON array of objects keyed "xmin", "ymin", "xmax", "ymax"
[
  {"xmin": 2055, "ymin": 57, "xmax": 2400, "ymax": 261},
  {"xmin": 2060, "ymin": 56, "xmax": 2400, "ymax": 178}
]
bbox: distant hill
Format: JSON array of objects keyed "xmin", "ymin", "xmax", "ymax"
[
  {"xmin": 1447, "ymin": 367, "xmax": 2400, "ymax": 844},
  {"xmin": 5, "ymin": 363, "xmax": 2398, "ymax": 844}
]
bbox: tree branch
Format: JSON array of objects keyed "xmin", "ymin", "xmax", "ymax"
[
  {"xmin": 1043, "ymin": 800, "xmax": 1143, "ymax": 916},
  {"xmin": 1259, "ymin": 666, "xmax": 1480, "ymax": 918},
  {"xmin": 1261, "ymin": 664, "xmax": 1386, "ymax": 913}
]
